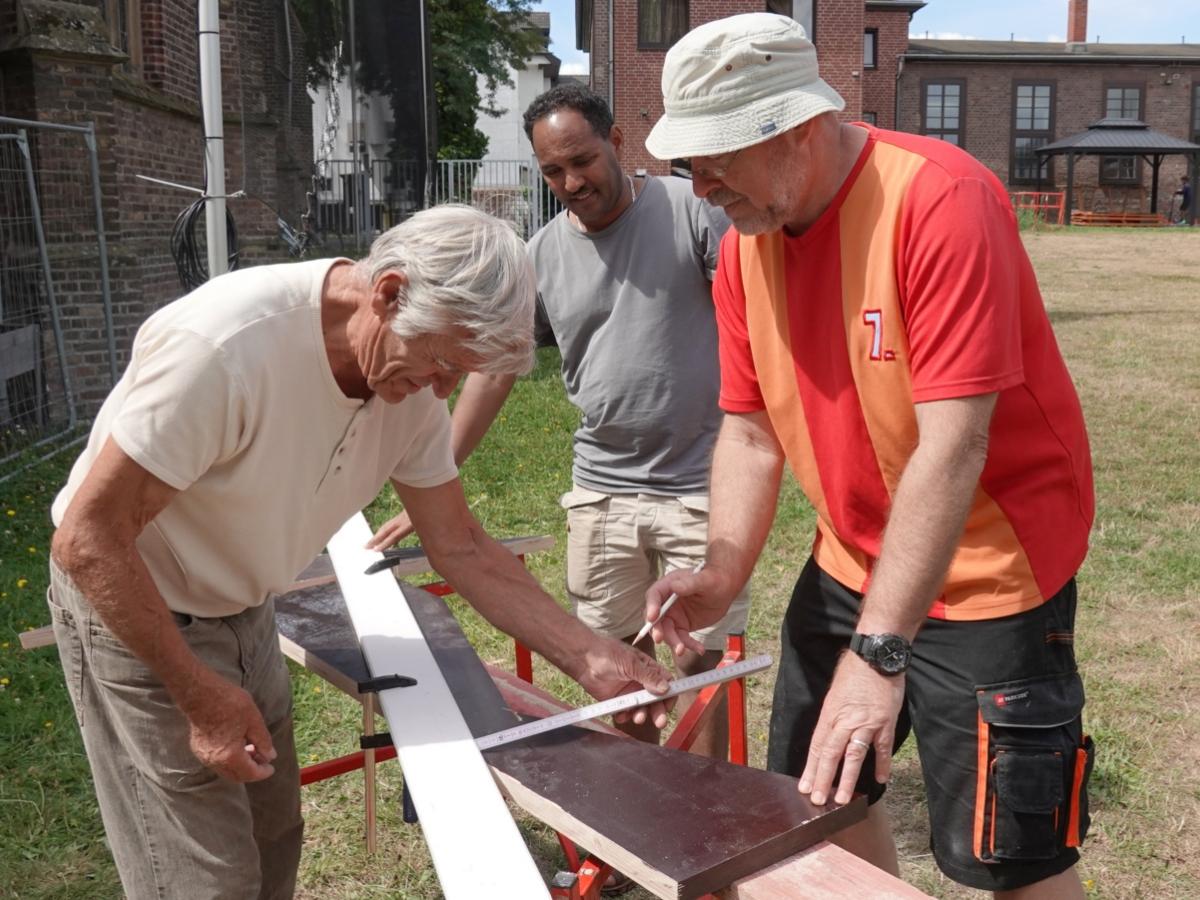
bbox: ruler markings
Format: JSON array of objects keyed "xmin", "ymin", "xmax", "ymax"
[{"xmin": 474, "ymin": 654, "xmax": 773, "ymax": 751}]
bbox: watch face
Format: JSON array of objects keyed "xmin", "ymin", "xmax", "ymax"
[{"xmin": 873, "ymin": 635, "xmax": 912, "ymax": 675}]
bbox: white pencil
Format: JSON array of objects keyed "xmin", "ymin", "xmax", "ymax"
[{"xmin": 634, "ymin": 560, "xmax": 706, "ymax": 644}]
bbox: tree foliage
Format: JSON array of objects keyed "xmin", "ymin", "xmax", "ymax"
[{"xmin": 291, "ymin": 0, "xmax": 542, "ymax": 160}]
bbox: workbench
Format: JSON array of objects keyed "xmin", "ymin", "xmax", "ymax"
[{"xmin": 275, "ymin": 549, "xmax": 932, "ymax": 899}]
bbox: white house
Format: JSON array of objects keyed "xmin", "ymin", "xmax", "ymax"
[{"xmin": 478, "ymin": 12, "xmax": 562, "ymax": 162}]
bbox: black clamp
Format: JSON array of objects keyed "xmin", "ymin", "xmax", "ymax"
[
  {"xmin": 360, "ymin": 732, "xmax": 394, "ymax": 750},
  {"xmin": 356, "ymin": 673, "xmax": 417, "ymax": 694},
  {"xmin": 364, "ymin": 546, "xmax": 426, "ymax": 575}
]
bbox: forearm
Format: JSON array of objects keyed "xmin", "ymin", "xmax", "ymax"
[
  {"xmin": 450, "ymin": 372, "xmax": 516, "ymax": 465},
  {"xmin": 857, "ymin": 397, "xmax": 994, "ymax": 638},
  {"xmin": 705, "ymin": 411, "xmax": 786, "ymax": 597},
  {"xmin": 423, "ymin": 522, "xmax": 592, "ymax": 680},
  {"xmin": 52, "ymin": 521, "xmax": 214, "ymax": 710}
]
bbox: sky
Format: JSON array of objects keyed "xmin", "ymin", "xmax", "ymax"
[{"xmin": 530, "ymin": 0, "xmax": 1200, "ymax": 74}]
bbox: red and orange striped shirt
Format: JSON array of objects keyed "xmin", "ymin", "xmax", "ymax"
[{"xmin": 715, "ymin": 126, "xmax": 1093, "ymax": 621}]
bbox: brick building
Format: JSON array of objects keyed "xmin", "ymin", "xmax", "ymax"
[
  {"xmin": 0, "ymin": 0, "xmax": 312, "ymax": 415},
  {"xmin": 575, "ymin": 0, "xmax": 1198, "ymax": 217},
  {"xmin": 574, "ymin": 0, "xmax": 925, "ymax": 173},
  {"xmin": 896, "ymin": 0, "xmax": 1200, "ymax": 214}
]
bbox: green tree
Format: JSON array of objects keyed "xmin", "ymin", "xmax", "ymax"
[{"xmin": 292, "ymin": 0, "xmax": 542, "ymax": 161}]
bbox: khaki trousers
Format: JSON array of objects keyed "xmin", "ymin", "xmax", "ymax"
[
  {"xmin": 560, "ymin": 487, "xmax": 751, "ymax": 649},
  {"xmin": 48, "ymin": 560, "xmax": 303, "ymax": 900}
]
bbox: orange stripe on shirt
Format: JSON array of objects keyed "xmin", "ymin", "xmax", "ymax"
[
  {"xmin": 838, "ymin": 141, "xmax": 924, "ymax": 495},
  {"xmin": 740, "ymin": 232, "xmax": 833, "ymax": 531}
]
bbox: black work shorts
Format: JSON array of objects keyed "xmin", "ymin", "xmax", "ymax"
[{"xmin": 766, "ymin": 558, "xmax": 1094, "ymax": 892}]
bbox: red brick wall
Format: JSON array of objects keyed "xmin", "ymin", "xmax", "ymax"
[
  {"xmin": 1, "ymin": 0, "xmax": 312, "ymax": 413},
  {"xmin": 599, "ymin": 1, "xmax": 878, "ymax": 174},
  {"xmin": 813, "ymin": 0, "xmax": 863, "ymax": 127},
  {"xmin": 898, "ymin": 59, "xmax": 1200, "ymax": 214},
  {"xmin": 862, "ymin": 7, "xmax": 912, "ymax": 128}
]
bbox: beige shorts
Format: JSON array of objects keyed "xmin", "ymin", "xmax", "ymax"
[{"xmin": 560, "ymin": 486, "xmax": 751, "ymax": 651}]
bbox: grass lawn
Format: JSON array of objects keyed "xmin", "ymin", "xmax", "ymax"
[{"xmin": 1, "ymin": 228, "xmax": 1198, "ymax": 899}]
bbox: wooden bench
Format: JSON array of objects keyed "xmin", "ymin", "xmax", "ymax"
[{"xmin": 1071, "ymin": 210, "xmax": 1169, "ymax": 227}]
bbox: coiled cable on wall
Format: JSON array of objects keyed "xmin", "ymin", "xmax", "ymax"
[{"xmin": 170, "ymin": 195, "xmax": 240, "ymax": 292}]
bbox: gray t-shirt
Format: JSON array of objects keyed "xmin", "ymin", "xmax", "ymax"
[{"xmin": 529, "ymin": 175, "xmax": 730, "ymax": 494}]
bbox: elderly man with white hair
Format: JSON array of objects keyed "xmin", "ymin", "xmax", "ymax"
[
  {"xmin": 644, "ymin": 14, "xmax": 1094, "ymax": 900},
  {"xmin": 48, "ymin": 204, "xmax": 672, "ymax": 900}
]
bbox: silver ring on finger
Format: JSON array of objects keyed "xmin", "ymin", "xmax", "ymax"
[{"xmin": 848, "ymin": 737, "xmax": 871, "ymax": 751}]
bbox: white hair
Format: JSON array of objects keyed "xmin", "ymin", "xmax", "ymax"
[{"xmin": 361, "ymin": 204, "xmax": 536, "ymax": 374}]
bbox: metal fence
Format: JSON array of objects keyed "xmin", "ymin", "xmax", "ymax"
[
  {"xmin": 0, "ymin": 116, "xmax": 114, "ymax": 482},
  {"xmin": 309, "ymin": 158, "xmax": 564, "ymax": 254}
]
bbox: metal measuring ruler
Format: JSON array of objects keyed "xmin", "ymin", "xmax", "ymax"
[{"xmin": 475, "ymin": 653, "xmax": 773, "ymax": 751}]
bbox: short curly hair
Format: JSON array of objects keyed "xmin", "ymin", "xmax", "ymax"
[{"xmin": 522, "ymin": 84, "xmax": 613, "ymax": 142}]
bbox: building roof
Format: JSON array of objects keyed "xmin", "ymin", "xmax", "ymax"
[
  {"xmin": 906, "ymin": 39, "xmax": 1200, "ymax": 64},
  {"xmin": 1037, "ymin": 119, "xmax": 1200, "ymax": 156},
  {"xmin": 865, "ymin": 1, "xmax": 926, "ymax": 12}
]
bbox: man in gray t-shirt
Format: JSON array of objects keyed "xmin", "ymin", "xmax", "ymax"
[{"xmin": 371, "ymin": 85, "xmax": 750, "ymax": 761}]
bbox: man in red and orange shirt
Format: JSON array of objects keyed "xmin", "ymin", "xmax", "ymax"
[{"xmin": 644, "ymin": 13, "xmax": 1094, "ymax": 898}]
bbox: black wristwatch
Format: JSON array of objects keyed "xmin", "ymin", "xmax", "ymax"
[{"xmin": 849, "ymin": 632, "xmax": 912, "ymax": 676}]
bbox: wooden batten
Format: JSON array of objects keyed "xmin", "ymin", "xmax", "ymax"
[{"xmin": 326, "ymin": 514, "xmax": 546, "ymax": 897}]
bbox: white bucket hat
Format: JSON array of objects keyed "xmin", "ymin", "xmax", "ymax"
[{"xmin": 645, "ymin": 13, "xmax": 845, "ymax": 161}]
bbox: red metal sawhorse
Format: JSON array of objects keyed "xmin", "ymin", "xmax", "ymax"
[{"xmin": 292, "ymin": 540, "xmax": 750, "ymax": 899}]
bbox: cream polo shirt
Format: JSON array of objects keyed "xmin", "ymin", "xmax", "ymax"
[{"xmin": 52, "ymin": 258, "xmax": 458, "ymax": 618}]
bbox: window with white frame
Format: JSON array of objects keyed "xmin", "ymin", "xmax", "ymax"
[{"xmin": 864, "ymin": 29, "xmax": 877, "ymax": 69}]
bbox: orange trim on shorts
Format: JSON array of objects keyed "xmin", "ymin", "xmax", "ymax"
[
  {"xmin": 974, "ymin": 706, "xmax": 989, "ymax": 860},
  {"xmin": 1066, "ymin": 742, "xmax": 1088, "ymax": 847}
]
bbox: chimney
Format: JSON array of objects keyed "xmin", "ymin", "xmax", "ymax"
[{"xmin": 1067, "ymin": 0, "xmax": 1088, "ymax": 51}]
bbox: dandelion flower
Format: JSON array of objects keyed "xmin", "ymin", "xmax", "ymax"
[
  {"xmin": 16, "ymin": 579, "xmax": 28, "ymax": 589},
  {"xmin": 5, "ymin": 509, "xmax": 14, "ymax": 517}
]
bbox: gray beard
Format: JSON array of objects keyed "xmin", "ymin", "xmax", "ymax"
[{"xmin": 706, "ymin": 189, "xmax": 790, "ymax": 235}]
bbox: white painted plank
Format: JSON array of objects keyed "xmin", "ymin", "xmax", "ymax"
[{"xmin": 327, "ymin": 514, "xmax": 546, "ymax": 898}]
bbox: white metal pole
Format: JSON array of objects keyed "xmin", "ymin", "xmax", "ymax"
[
  {"xmin": 348, "ymin": 0, "xmax": 361, "ymax": 251},
  {"xmin": 198, "ymin": 0, "xmax": 228, "ymax": 278}
]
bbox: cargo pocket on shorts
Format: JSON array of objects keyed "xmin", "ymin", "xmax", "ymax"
[
  {"xmin": 973, "ymin": 670, "xmax": 1094, "ymax": 863},
  {"xmin": 559, "ymin": 487, "xmax": 609, "ymax": 602},
  {"xmin": 676, "ymin": 495, "xmax": 710, "ymax": 516}
]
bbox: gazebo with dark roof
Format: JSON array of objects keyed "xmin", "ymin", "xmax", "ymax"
[{"xmin": 1036, "ymin": 119, "xmax": 1200, "ymax": 225}]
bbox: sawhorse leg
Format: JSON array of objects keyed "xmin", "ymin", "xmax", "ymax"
[{"xmin": 363, "ymin": 692, "xmax": 377, "ymax": 853}]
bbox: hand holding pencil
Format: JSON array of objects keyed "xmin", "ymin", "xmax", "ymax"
[{"xmin": 635, "ymin": 561, "xmax": 706, "ymax": 644}]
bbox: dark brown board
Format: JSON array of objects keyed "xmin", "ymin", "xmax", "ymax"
[{"xmin": 275, "ymin": 579, "xmax": 865, "ymax": 899}]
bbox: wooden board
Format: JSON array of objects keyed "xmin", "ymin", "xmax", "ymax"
[
  {"xmin": 274, "ymin": 586, "xmax": 930, "ymax": 899},
  {"xmin": 325, "ymin": 514, "xmax": 547, "ymax": 898},
  {"xmin": 404, "ymin": 589, "xmax": 866, "ymax": 899},
  {"xmin": 724, "ymin": 842, "xmax": 933, "ymax": 899}
]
